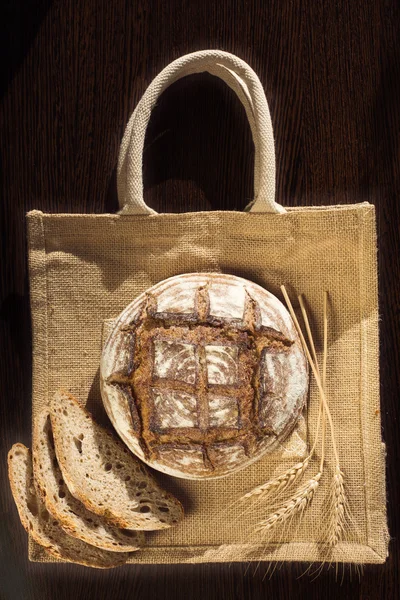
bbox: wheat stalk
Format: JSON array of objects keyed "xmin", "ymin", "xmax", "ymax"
[
  {"xmin": 254, "ymin": 472, "xmax": 321, "ymax": 533},
  {"xmin": 281, "ymin": 287, "xmax": 338, "ymax": 465},
  {"xmin": 298, "ymin": 293, "xmax": 327, "ymax": 476}
]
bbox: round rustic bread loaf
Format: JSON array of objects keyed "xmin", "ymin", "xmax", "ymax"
[{"xmin": 100, "ymin": 273, "xmax": 308, "ymax": 479}]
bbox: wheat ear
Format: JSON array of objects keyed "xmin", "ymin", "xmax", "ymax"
[
  {"xmin": 241, "ymin": 457, "xmax": 311, "ymax": 500},
  {"xmin": 254, "ymin": 472, "xmax": 321, "ymax": 533},
  {"xmin": 241, "ymin": 403, "xmax": 324, "ymax": 502},
  {"xmin": 241, "ymin": 399, "xmax": 324, "ymax": 502},
  {"xmin": 326, "ymin": 465, "xmax": 349, "ymax": 546}
]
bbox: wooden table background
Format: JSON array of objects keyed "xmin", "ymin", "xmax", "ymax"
[{"xmin": 1, "ymin": 1, "xmax": 399, "ymax": 598}]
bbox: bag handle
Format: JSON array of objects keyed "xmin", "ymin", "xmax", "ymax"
[{"xmin": 117, "ymin": 50, "xmax": 285, "ymax": 215}]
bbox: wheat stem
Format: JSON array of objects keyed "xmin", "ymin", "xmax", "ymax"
[
  {"xmin": 281, "ymin": 286, "xmax": 340, "ymax": 465},
  {"xmin": 298, "ymin": 294, "xmax": 319, "ymax": 369},
  {"xmin": 298, "ymin": 294, "xmax": 326, "ymax": 464},
  {"xmin": 320, "ymin": 291, "xmax": 328, "ymax": 473},
  {"xmin": 323, "ymin": 291, "xmax": 328, "ymax": 390}
]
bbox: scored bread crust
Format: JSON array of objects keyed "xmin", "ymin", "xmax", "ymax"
[
  {"xmin": 100, "ymin": 273, "xmax": 309, "ymax": 479},
  {"xmin": 7, "ymin": 444, "xmax": 129, "ymax": 569},
  {"xmin": 32, "ymin": 410, "xmax": 145, "ymax": 552},
  {"xmin": 49, "ymin": 390, "xmax": 184, "ymax": 531}
]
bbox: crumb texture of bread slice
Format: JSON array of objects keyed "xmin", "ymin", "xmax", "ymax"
[
  {"xmin": 7, "ymin": 443, "xmax": 129, "ymax": 569},
  {"xmin": 33, "ymin": 410, "xmax": 145, "ymax": 552},
  {"xmin": 50, "ymin": 390, "xmax": 184, "ymax": 531}
]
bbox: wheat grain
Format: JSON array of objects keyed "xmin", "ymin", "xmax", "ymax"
[
  {"xmin": 254, "ymin": 472, "xmax": 321, "ymax": 533},
  {"xmin": 241, "ymin": 457, "xmax": 310, "ymax": 501}
]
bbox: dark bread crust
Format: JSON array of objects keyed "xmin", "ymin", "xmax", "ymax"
[{"xmin": 101, "ymin": 274, "xmax": 309, "ymax": 479}]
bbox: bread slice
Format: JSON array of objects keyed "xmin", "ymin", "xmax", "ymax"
[
  {"xmin": 50, "ymin": 390, "xmax": 184, "ymax": 530},
  {"xmin": 33, "ymin": 410, "xmax": 145, "ymax": 552},
  {"xmin": 8, "ymin": 444, "xmax": 129, "ymax": 569}
]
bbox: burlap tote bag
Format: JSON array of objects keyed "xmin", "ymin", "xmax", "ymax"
[{"xmin": 27, "ymin": 50, "xmax": 388, "ymax": 565}]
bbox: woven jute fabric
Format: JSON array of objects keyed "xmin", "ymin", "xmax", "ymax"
[{"xmin": 26, "ymin": 204, "xmax": 388, "ymax": 564}]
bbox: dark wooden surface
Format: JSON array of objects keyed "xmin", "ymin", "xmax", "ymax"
[{"xmin": 1, "ymin": 1, "xmax": 399, "ymax": 598}]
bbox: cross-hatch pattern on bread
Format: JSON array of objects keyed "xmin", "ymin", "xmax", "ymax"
[{"xmin": 107, "ymin": 285, "xmax": 294, "ymax": 470}]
